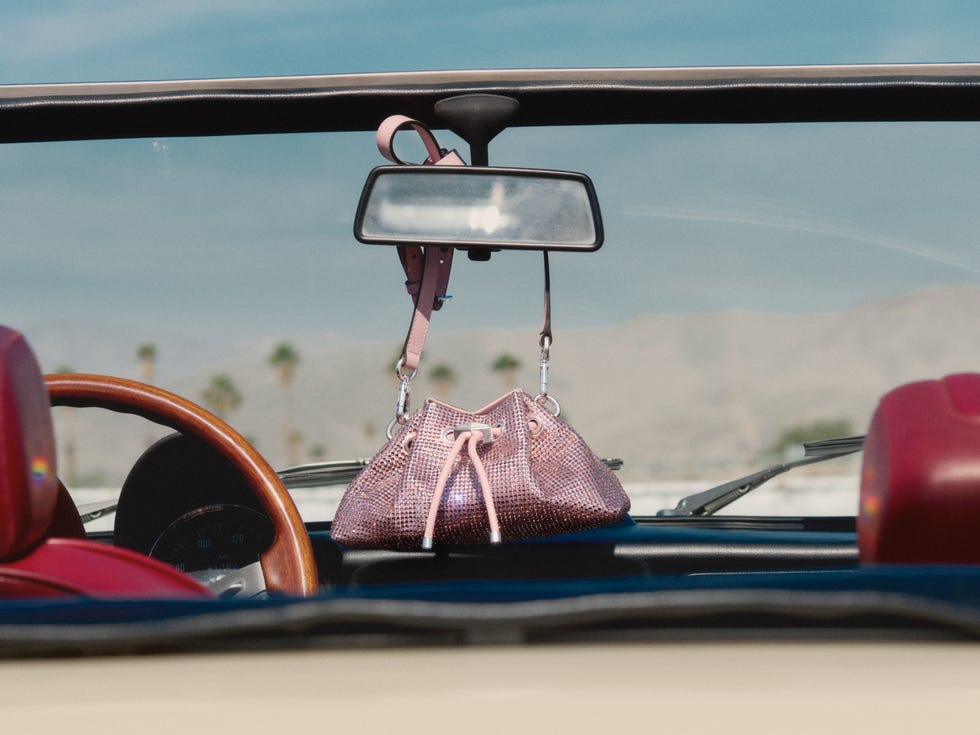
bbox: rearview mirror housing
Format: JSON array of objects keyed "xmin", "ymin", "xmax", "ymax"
[{"xmin": 354, "ymin": 166, "xmax": 603, "ymax": 252}]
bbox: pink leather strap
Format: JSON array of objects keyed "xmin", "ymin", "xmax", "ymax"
[
  {"xmin": 398, "ymin": 245, "xmax": 454, "ymax": 312},
  {"xmin": 376, "ymin": 115, "xmax": 445, "ymax": 166},
  {"xmin": 375, "ymin": 115, "xmax": 465, "ymax": 375},
  {"xmin": 401, "ymin": 246, "xmax": 452, "ymax": 373},
  {"xmin": 376, "ymin": 116, "xmax": 558, "ymax": 417},
  {"xmin": 377, "ymin": 114, "xmax": 464, "ymax": 303}
]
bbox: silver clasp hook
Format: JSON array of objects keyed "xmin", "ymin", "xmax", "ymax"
[
  {"xmin": 538, "ymin": 334, "xmax": 551, "ymax": 400},
  {"xmin": 534, "ymin": 335, "xmax": 561, "ymax": 416},
  {"xmin": 387, "ymin": 357, "xmax": 417, "ymax": 438}
]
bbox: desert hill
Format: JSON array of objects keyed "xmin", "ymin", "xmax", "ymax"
[{"xmin": 40, "ymin": 286, "xmax": 980, "ymax": 485}]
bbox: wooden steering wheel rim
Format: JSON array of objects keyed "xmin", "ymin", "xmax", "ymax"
[{"xmin": 45, "ymin": 373, "xmax": 318, "ymax": 596}]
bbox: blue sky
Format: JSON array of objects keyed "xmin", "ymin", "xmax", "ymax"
[
  {"xmin": 2, "ymin": 1, "xmax": 980, "ymax": 83},
  {"xmin": 2, "ymin": 2, "xmax": 980, "ymax": 372}
]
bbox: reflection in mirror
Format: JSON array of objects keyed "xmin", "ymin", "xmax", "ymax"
[{"xmin": 354, "ymin": 166, "xmax": 603, "ymax": 251}]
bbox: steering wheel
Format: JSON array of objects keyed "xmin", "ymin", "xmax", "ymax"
[{"xmin": 45, "ymin": 374, "xmax": 318, "ymax": 597}]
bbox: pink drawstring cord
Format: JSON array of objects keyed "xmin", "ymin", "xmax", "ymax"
[
  {"xmin": 422, "ymin": 426, "xmax": 502, "ymax": 549},
  {"xmin": 467, "ymin": 432, "xmax": 501, "ymax": 543}
]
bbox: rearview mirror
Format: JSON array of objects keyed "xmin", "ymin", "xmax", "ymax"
[{"xmin": 354, "ymin": 166, "xmax": 603, "ymax": 252}]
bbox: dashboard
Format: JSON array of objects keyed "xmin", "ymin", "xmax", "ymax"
[
  {"xmin": 114, "ymin": 434, "xmax": 275, "ymax": 587},
  {"xmin": 109, "ymin": 434, "xmax": 859, "ymax": 594}
]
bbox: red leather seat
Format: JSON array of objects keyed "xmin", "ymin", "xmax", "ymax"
[
  {"xmin": 859, "ymin": 373, "xmax": 980, "ymax": 565},
  {"xmin": 0, "ymin": 325, "xmax": 211, "ymax": 598}
]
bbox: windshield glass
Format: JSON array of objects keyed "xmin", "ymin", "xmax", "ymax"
[{"xmin": 4, "ymin": 121, "xmax": 978, "ymax": 521}]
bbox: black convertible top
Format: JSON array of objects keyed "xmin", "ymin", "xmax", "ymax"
[{"xmin": 2, "ymin": 64, "xmax": 980, "ymax": 144}]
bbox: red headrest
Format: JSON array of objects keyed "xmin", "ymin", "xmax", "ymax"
[
  {"xmin": 859, "ymin": 373, "xmax": 980, "ymax": 564},
  {"xmin": 0, "ymin": 327, "xmax": 59, "ymax": 559}
]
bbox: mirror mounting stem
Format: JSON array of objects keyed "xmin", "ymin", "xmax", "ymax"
[{"xmin": 434, "ymin": 94, "xmax": 520, "ymax": 167}]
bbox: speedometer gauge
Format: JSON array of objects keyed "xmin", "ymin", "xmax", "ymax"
[{"xmin": 149, "ymin": 504, "xmax": 275, "ymax": 586}]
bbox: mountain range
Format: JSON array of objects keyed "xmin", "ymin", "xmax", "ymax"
[{"xmin": 36, "ymin": 286, "xmax": 980, "ymax": 486}]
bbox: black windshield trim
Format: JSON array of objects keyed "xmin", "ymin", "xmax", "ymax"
[{"xmin": 3, "ymin": 64, "xmax": 980, "ymax": 143}]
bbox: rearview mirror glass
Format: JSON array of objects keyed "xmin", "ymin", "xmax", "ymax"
[{"xmin": 354, "ymin": 166, "xmax": 603, "ymax": 252}]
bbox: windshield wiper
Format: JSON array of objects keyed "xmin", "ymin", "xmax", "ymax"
[
  {"xmin": 657, "ymin": 435, "xmax": 864, "ymax": 517},
  {"xmin": 77, "ymin": 500, "xmax": 119, "ymax": 524},
  {"xmin": 277, "ymin": 460, "xmax": 371, "ymax": 489}
]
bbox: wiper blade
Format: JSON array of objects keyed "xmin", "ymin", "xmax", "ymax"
[
  {"xmin": 277, "ymin": 460, "xmax": 370, "ymax": 489},
  {"xmin": 601, "ymin": 457, "xmax": 624, "ymax": 472},
  {"xmin": 77, "ymin": 500, "xmax": 119, "ymax": 524},
  {"xmin": 657, "ymin": 435, "xmax": 864, "ymax": 517},
  {"xmin": 802, "ymin": 434, "xmax": 865, "ymax": 457}
]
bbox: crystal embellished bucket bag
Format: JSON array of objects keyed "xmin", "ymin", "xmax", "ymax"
[
  {"xmin": 332, "ymin": 389, "xmax": 629, "ymax": 549},
  {"xmin": 331, "ymin": 115, "xmax": 630, "ymax": 550}
]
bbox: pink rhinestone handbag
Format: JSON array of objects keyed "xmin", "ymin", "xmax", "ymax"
[
  {"xmin": 331, "ymin": 116, "xmax": 630, "ymax": 550},
  {"xmin": 331, "ymin": 390, "xmax": 629, "ymax": 549}
]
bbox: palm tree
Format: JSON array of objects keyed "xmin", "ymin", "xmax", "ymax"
[
  {"xmin": 268, "ymin": 341, "xmax": 300, "ymax": 386},
  {"xmin": 268, "ymin": 341, "xmax": 301, "ymax": 465},
  {"xmin": 53, "ymin": 364, "xmax": 78, "ymax": 485},
  {"xmin": 288, "ymin": 430, "xmax": 304, "ymax": 467},
  {"xmin": 135, "ymin": 343, "xmax": 158, "ymax": 447},
  {"xmin": 491, "ymin": 352, "xmax": 521, "ymax": 390},
  {"xmin": 201, "ymin": 373, "xmax": 242, "ymax": 420},
  {"xmin": 429, "ymin": 362, "xmax": 456, "ymax": 402},
  {"xmin": 136, "ymin": 342, "xmax": 157, "ymax": 384}
]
